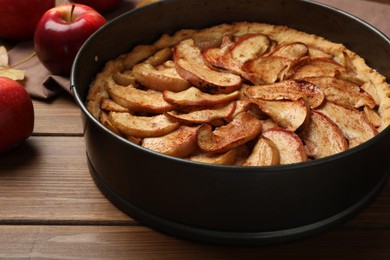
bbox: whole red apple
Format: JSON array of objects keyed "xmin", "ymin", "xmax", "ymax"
[
  {"xmin": 72, "ymin": 0, "xmax": 123, "ymax": 13},
  {"xmin": 34, "ymin": 4, "xmax": 106, "ymax": 76},
  {"xmin": 0, "ymin": 0, "xmax": 55, "ymax": 41},
  {"xmin": 0, "ymin": 77, "xmax": 34, "ymax": 154}
]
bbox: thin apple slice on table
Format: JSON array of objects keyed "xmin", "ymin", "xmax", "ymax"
[
  {"xmin": 142, "ymin": 126, "xmax": 199, "ymax": 158},
  {"xmin": 132, "ymin": 62, "xmax": 191, "ymax": 92},
  {"xmin": 317, "ymin": 101, "xmax": 378, "ymax": 148},
  {"xmin": 174, "ymin": 38, "xmax": 242, "ymax": 94},
  {"xmin": 262, "ymin": 128, "xmax": 308, "ymax": 165},
  {"xmin": 302, "ymin": 76, "xmax": 376, "ymax": 109},
  {"xmin": 109, "ymin": 112, "xmax": 180, "ymax": 138},
  {"xmin": 242, "ymin": 136, "xmax": 280, "ymax": 166},
  {"xmin": 244, "ymin": 80, "xmax": 325, "ymax": 109},
  {"xmin": 299, "ymin": 110, "xmax": 348, "ymax": 159},
  {"xmin": 188, "ymin": 148, "xmax": 238, "ymax": 165},
  {"xmin": 166, "ymin": 101, "xmax": 236, "ymax": 124},
  {"xmin": 163, "ymin": 86, "xmax": 239, "ymax": 106},
  {"xmin": 250, "ymin": 98, "xmax": 310, "ymax": 132},
  {"xmin": 108, "ymin": 84, "xmax": 175, "ymax": 113},
  {"xmin": 197, "ymin": 112, "xmax": 262, "ymax": 153}
]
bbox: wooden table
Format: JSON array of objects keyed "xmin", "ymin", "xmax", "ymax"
[{"xmin": 2, "ymin": 0, "xmax": 390, "ymax": 258}]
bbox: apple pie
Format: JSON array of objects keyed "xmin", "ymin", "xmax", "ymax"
[{"xmin": 86, "ymin": 22, "xmax": 390, "ymax": 166}]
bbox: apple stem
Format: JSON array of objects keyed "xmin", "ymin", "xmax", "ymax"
[{"xmin": 67, "ymin": 4, "xmax": 76, "ymax": 22}]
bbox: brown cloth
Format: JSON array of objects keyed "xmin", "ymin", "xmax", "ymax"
[{"xmin": 6, "ymin": 0, "xmax": 390, "ymax": 100}]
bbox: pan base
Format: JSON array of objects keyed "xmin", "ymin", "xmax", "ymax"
[{"xmin": 87, "ymin": 154, "xmax": 389, "ymax": 245}]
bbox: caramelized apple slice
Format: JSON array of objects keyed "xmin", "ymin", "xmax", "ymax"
[
  {"xmin": 204, "ymin": 34, "xmax": 271, "ymax": 74},
  {"xmin": 242, "ymin": 136, "xmax": 280, "ymax": 166},
  {"xmin": 166, "ymin": 101, "xmax": 236, "ymax": 124},
  {"xmin": 108, "ymin": 84, "xmax": 174, "ymax": 113},
  {"xmin": 142, "ymin": 126, "xmax": 198, "ymax": 158},
  {"xmin": 262, "ymin": 128, "xmax": 308, "ymax": 165},
  {"xmin": 242, "ymin": 56, "xmax": 295, "ymax": 84},
  {"xmin": 251, "ymin": 99, "xmax": 310, "ymax": 132},
  {"xmin": 245, "ymin": 80, "xmax": 325, "ymax": 108},
  {"xmin": 363, "ymin": 106, "xmax": 382, "ymax": 128},
  {"xmin": 231, "ymin": 34, "xmax": 271, "ymax": 63},
  {"xmin": 300, "ymin": 110, "xmax": 348, "ymax": 159},
  {"xmin": 270, "ymin": 42, "xmax": 308, "ymax": 60},
  {"xmin": 112, "ymin": 70, "xmax": 136, "ymax": 86},
  {"xmin": 231, "ymin": 99, "xmax": 252, "ymax": 118},
  {"xmin": 197, "ymin": 112, "xmax": 262, "ymax": 153},
  {"xmin": 303, "ymin": 76, "xmax": 376, "ymax": 109},
  {"xmin": 163, "ymin": 86, "xmax": 239, "ymax": 106},
  {"xmin": 132, "ymin": 63, "xmax": 191, "ymax": 92},
  {"xmin": 174, "ymin": 38, "xmax": 242, "ymax": 94},
  {"xmin": 99, "ymin": 111, "xmax": 121, "ymax": 135},
  {"xmin": 143, "ymin": 47, "xmax": 172, "ymax": 66},
  {"xmin": 109, "ymin": 112, "xmax": 180, "ymax": 138},
  {"xmin": 317, "ymin": 102, "xmax": 378, "ymax": 148},
  {"xmin": 101, "ymin": 98, "xmax": 129, "ymax": 112},
  {"xmin": 292, "ymin": 58, "xmax": 348, "ymax": 79},
  {"xmin": 188, "ymin": 148, "xmax": 238, "ymax": 165}
]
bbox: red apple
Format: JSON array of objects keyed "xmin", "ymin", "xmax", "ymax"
[
  {"xmin": 0, "ymin": 0, "xmax": 55, "ymax": 41},
  {"xmin": 72, "ymin": 0, "xmax": 123, "ymax": 13},
  {"xmin": 34, "ymin": 4, "xmax": 106, "ymax": 76},
  {"xmin": 0, "ymin": 77, "xmax": 34, "ymax": 154}
]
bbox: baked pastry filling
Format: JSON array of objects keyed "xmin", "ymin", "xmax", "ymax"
[{"xmin": 86, "ymin": 22, "xmax": 390, "ymax": 166}]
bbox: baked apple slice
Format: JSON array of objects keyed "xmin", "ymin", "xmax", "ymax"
[
  {"xmin": 317, "ymin": 102, "xmax": 378, "ymax": 148},
  {"xmin": 174, "ymin": 38, "xmax": 242, "ymax": 94},
  {"xmin": 299, "ymin": 110, "xmax": 348, "ymax": 159},
  {"xmin": 302, "ymin": 76, "xmax": 376, "ymax": 109},
  {"xmin": 163, "ymin": 86, "xmax": 239, "ymax": 106},
  {"xmin": 109, "ymin": 112, "xmax": 180, "ymax": 138},
  {"xmin": 166, "ymin": 101, "xmax": 236, "ymax": 124},
  {"xmin": 363, "ymin": 106, "xmax": 382, "ymax": 128},
  {"xmin": 203, "ymin": 34, "xmax": 271, "ymax": 74},
  {"xmin": 244, "ymin": 80, "xmax": 325, "ymax": 108},
  {"xmin": 197, "ymin": 112, "xmax": 262, "ymax": 153},
  {"xmin": 132, "ymin": 63, "xmax": 191, "ymax": 92},
  {"xmin": 188, "ymin": 148, "xmax": 238, "ymax": 165},
  {"xmin": 242, "ymin": 136, "xmax": 280, "ymax": 166},
  {"xmin": 99, "ymin": 111, "xmax": 121, "ymax": 135},
  {"xmin": 100, "ymin": 98, "xmax": 129, "ymax": 112},
  {"xmin": 142, "ymin": 126, "xmax": 198, "ymax": 158},
  {"xmin": 242, "ymin": 56, "xmax": 295, "ymax": 84},
  {"xmin": 251, "ymin": 98, "xmax": 310, "ymax": 132},
  {"xmin": 292, "ymin": 58, "xmax": 348, "ymax": 79},
  {"xmin": 108, "ymin": 84, "xmax": 174, "ymax": 113},
  {"xmin": 270, "ymin": 42, "xmax": 308, "ymax": 60},
  {"xmin": 262, "ymin": 128, "xmax": 308, "ymax": 165}
]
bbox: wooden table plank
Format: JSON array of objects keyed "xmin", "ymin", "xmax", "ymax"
[
  {"xmin": 0, "ymin": 136, "xmax": 132, "ymax": 224},
  {"xmin": 32, "ymin": 95, "xmax": 83, "ymax": 135},
  {"xmin": 0, "ymin": 225, "xmax": 390, "ymax": 259}
]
